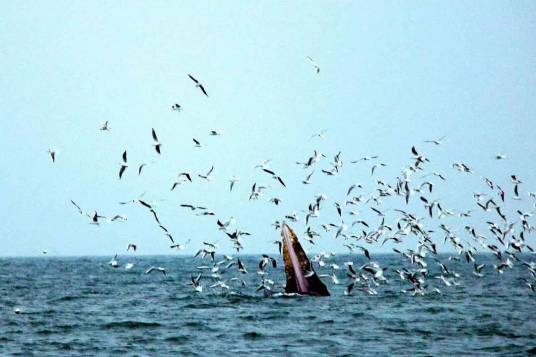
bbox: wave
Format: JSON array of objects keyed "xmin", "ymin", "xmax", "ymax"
[{"xmin": 102, "ymin": 321, "xmax": 161, "ymax": 329}]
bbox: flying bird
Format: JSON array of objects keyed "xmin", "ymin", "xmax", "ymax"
[
  {"xmin": 145, "ymin": 266, "xmax": 167, "ymax": 276},
  {"xmin": 47, "ymin": 149, "xmax": 56, "ymax": 163},
  {"xmin": 151, "ymin": 128, "xmax": 161, "ymax": 154},
  {"xmin": 119, "ymin": 150, "xmax": 128, "ymax": 179},
  {"xmin": 306, "ymin": 56, "xmax": 320, "ymax": 74},
  {"xmin": 188, "ymin": 74, "xmax": 208, "ymax": 97}
]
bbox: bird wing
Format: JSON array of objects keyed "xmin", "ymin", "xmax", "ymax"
[
  {"xmin": 119, "ymin": 165, "xmax": 126, "ymax": 179},
  {"xmin": 188, "ymin": 74, "xmax": 199, "ymax": 83},
  {"xmin": 152, "ymin": 128, "xmax": 158, "ymax": 142},
  {"xmin": 199, "ymin": 85, "xmax": 208, "ymax": 97}
]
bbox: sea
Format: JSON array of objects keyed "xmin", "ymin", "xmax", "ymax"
[{"xmin": 1, "ymin": 254, "xmax": 535, "ymax": 356}]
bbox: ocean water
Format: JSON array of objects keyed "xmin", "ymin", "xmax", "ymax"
[{"xmin": 1, "ymin": 254, "xmax": 535, "ymax": 356}]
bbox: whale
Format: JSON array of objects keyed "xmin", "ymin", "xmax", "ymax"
[{"xmin": 281, "ymin": 223, "xmax": 330, "ymax": 296}]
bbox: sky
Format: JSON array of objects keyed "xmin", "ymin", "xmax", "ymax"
[{"xmin": 1, "ymin": 2, "xmax": 535, "ymax": 257}]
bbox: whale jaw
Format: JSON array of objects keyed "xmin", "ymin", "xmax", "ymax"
[{"xmin": 281, "ymin": 223, "xmax": 330, "ymax": 296}]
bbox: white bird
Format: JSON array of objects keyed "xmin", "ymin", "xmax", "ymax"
[
  {"xmin": 145, "ymin": 266, "xmax": 167, "ymax": 276},
  {"xmin": 424, "ymin": 136, "xmax": 446, "ymax": 145},
  {"xmin": 198, "ymin": 166, "xmax": 214, "ymax": 181},
  {"xmin": 100, "ymin": 121, "xmax": 110, "ymax": 131},
  {"xmin": 109, "ymin": 254, "xmax": 119, "ymax": 268},
  {"xmin": 229, "ymin": 176, "xmax": 240, "ymax": 191},
  {"xmin": 306, "ymin": 56, "xmax": 320, "ymax": 74},
  {"xmin": 47, "ymin": 148, "xmax": 56, "ymax": 163}
]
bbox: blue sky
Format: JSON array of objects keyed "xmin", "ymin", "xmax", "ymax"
[{"xmin": 1, "ymin": 2, "xmax": 535, "ymax": 256}]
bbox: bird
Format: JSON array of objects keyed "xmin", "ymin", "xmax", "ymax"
[
  {"xmin": 229, "ymin": 176, "xmax": 239, "ymax": 191},
  {"xmin": 198, "ymin": 166, "xmax": 214, "ymax": 181},
  {"xmin": 424, "ymin": 136, "xmax": 446, "ymax": 145},
  {"xmin": 302, "ymin": 171, "xmax": 314, "ymax": 185},
  {"xmin": 170, "ymin": 239, "xmax": 190, "ymax": 250},
  {"xmin": 138, "ymin": 163, "xmax": 147, "ymax": 175},
  {"xmin": 109, "ymin": 254, "xmax": 119, "ymax": 268},
  {"xmin": 100, "ymin": 121, "xmax": 110, "ymax": 131},
  {"xmin": 127, "ymin": 244, "xmax": 137, "ymax": 252},
  {"xmin": 171, "ymin": 103, "xmax": 182, "ymax": 111},
  {"xmin": 151, "ymin": 128, "xmax": 161, "ymax": 154},
  {"xmin": 47, "ymin": 149, "xmax": 56, "ymax": 163},
  {"xmin": 89, "ymin": 211, "xmax": 106, "ymax": 225},
  {"xmin": 145, "ymin": 266, "xmax": 167, "ymax": 276},
  {"xmin": 209, "ymin": 130, "xmax": 221, "ymax": 136},
  {"xmin": 269, "ymin": 197, "xmax": 282, "ymax": 206},
  {"xmin": 306, "ymin": 56, "xmax": 320, "ymax": 74},
  {"xmin": 110, "ymin": 214, "xmax": 127, "ymax": 222},
  {"xmin": 193, "ymin": 138, "xmax": 203, "ymax": 148},
  {"xmin": 119, "ymin": 150, "xmax": 128, "ymax": 179},
  {"xmin": 70, "ymin": 200, "xmax": 84, "ymax": 215},
  {"xmin": 180, "ymin": 204, "xmax": 207, "ymax": 211},
  {"xmin": 190, "ymin": 274, "xmax": 203, "ymax": 292},
  {"xmin": 259, "ymin": 255, "xmax": 277, "ymax": 270},
  {"xmin": 188, "ymin": 74, "xmax": 208, "ymax": 97}
]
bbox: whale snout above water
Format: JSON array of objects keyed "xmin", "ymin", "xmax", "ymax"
[{"xmin": 281, "ymin": 223, "xmax": 330, "ymax": 296}]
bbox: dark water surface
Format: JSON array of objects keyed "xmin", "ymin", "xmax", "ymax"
[{"xmin": 1, "ymin": 254, "xmax": 535, "ymax": 356}]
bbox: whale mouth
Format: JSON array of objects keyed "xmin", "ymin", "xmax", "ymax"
[{"xmin": 281, "ymin": 223, "xmax": 330, "ymax": 296}]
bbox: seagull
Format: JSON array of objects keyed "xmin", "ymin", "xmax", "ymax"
[
  {"xmin": 180, "ymin": 204, "xmax": 207, "ymax": 211},
  {"xmin": 119, "ymin": 150, "xmax": 128, "ymax": 179},
  {"xmin": 495, "ymin": 153, "xmax": 507, "ymax": 160},
  {"xmin": 188, "ymin": 74, "xmax": 208, "ymax": 97},
  {"xmin": 190, "ymin": 274, "xmax": 203, "ymax": 292},
  {"xmin": 229, "ymin": 176, "xmax": 239, "ymax": 191},
  {"xmin": 310, "ymin": 130, "xmax": 327, "ymax": 139},
  {"xmin": 302, "ymin": 171, "xmax": 314, "ymax": 185},
  {"xmin": 100, "ymin": 121, "xmax": 110, "ymax": 131},
  {"xmin": 127, "ymin": 244, "xmax": 137, "ymax": 252},
  {"xmin": 145, "ymin": 266, "xmax": 167, "ymax": 276},
  {"xmin": 170, "ymin": 238, "xmax": 190, "ymax": 250},
  {"xmin": 198, "ymin": 166, "xmax": 214, "ymax": 181},
  {"xmin": 70, "ymin": 200, "xmax": 84, "ymax": 215},
  {"xmin": 89, "ymin": 211, "xmax": 106, "ymax": 225},
  {"xmin": 237, "ymin": 258, "xmax": 248, "ymax": 274},
  {"xmin": 151, "ymin": 128, "xmax": 161, "ymax": 154},
  {"xmin": 253, "ymin": 159, "xmax": 271, "ymax": 169},
  {"xmin": 259, "ymin": 255, "xmax": 277, "ymax": 270},
  {"xmin": 138, "ymin": 163, "xmax": 147, "ymax": 175},
  {"xmin": 424, "ymin": 136, "xmax": 446, "ymax": 145},
  {"xmin": 110, "ymin": 214, "xmax": 127, "ymax": 222},
  {"xmin": 209, "ymin": 130, "xmax": 221, "ymax": 136},
  {"xmin": 193, "ymin": 138, "xmax": 202, "ymax": 148},
  {"xmin": 306, "ymin": 56, "xmax": 320, "ymax": 74},
  {"xmin": 171, "ymin": 103, "xmax": 182, "ymax": 111},
  {"xmin": 42, "ymin": 250, "xmax": 48, "ymax": 255},
  {"xmin": 109, "ymin": 254, "xmax": 119, "ymax": 268},
  {"xmin": 47, "ymin": 149, "xmax": 56, "ymax": 163},
  {"xmin": 269, "ymin": 197, "xmax": 282, "ymax": 206}
]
